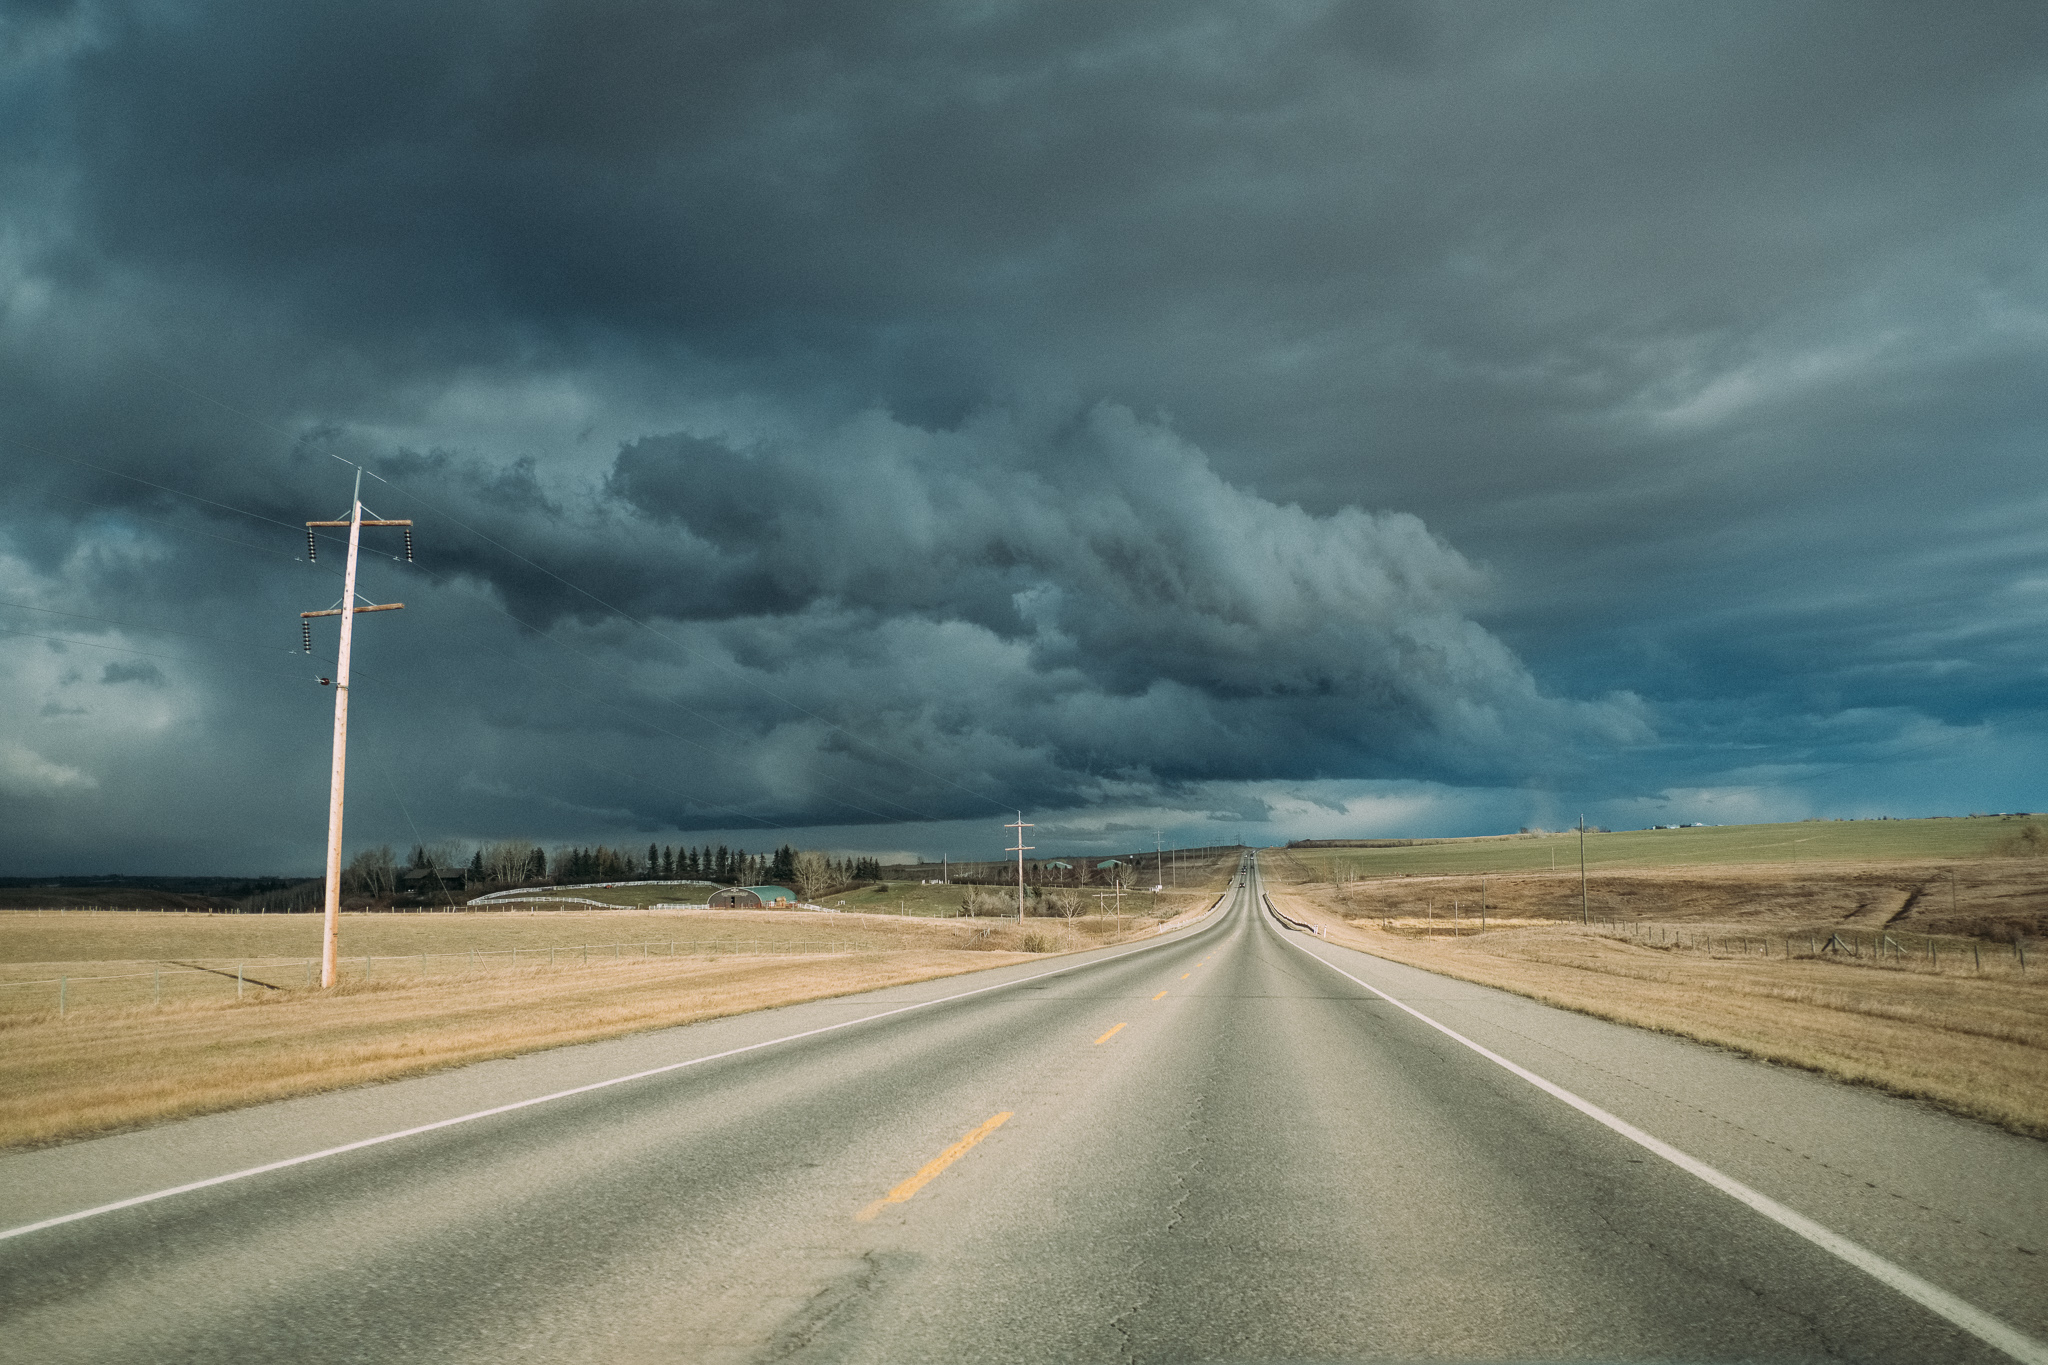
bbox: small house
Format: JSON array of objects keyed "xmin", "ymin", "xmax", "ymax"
[
  {"xmin": 709, "ymin": 885, "xmax": 797, "ymax": 908},
  {"xmin": 399, "ymin": 866, "xmax": 466, "ymax": 892}
]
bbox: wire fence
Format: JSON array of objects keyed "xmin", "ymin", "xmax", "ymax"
[
  {"xmin": 0, "ymin": 937, "xmax": 929, "ymax": 1017},
  {"xmin": 1375, "ymin": 914, "xmax": 2032, "ymax": 978}
]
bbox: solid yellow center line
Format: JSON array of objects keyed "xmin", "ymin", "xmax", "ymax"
[
  {"xmin": 856, "ymin": 1111, "xmax": 1014, "ymax": 1222},
  {"xmin": 1180, "ymin": 972, "xmax": 1190, "ymax": 979},
  {"xmin": 1152, "ymin": 990, "xmax": 1167, "ymax": 1001},
  {"xmin": 1094, "ymin": 1022, "xmax": 1127, "ymax": 1045}
]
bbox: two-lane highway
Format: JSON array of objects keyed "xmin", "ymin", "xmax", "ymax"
[{"xmin": 4, "ymin": 856, "xmax": 2045, "ymax": 1362}]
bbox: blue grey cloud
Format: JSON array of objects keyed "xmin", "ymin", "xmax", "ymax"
[{"xmin": 2, "ymin": 0, "xmax": 2045, "ymax": 870}]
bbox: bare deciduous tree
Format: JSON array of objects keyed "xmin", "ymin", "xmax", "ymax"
[
  {"xmin": 960, "ymin": 889, "xmax": 1012, "ymax": 917},
  {"xmin": 344, "ymin": 845, "xmax": 397, "ymax": 897},
  {"xmin": 792, "ymin": 850, "xmax": 831, "ymax": 901},
  {"xmin": 482, "ymin": 840, "xmax": 535, "ymax": 887}
]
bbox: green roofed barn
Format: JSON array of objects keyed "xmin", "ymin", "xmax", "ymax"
[{"xmin": 709, "ymin": 885, "xmax": 797, "ymax": 908}]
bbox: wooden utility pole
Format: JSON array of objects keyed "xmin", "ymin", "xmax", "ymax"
[
  {"xmin": 1579, "ymin": 814, "xmax": 1589, "ymax": 924},
  {"xmin": 1006, "ymin": 812, "xmax": 1033, "ymax": 923},
  {"xmin": 301, "ymin": 468, "xmax": 411, "ymax": 988}
]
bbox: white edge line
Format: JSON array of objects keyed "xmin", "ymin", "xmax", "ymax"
[
  {"xmin": 1273, "ymin": 920, "xmax": 2048, "ymax": 1365},
  {"xmin": 1, "ymin": 906, "xmax": 1229, "ymax": 1244}
]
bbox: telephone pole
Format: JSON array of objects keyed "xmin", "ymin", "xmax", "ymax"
[
  {"xmin": 301, "ymin": 468, "xmax": 411, "ymax": 988},
  {"xmin": 1579, "ymin": 813, "xmax": 1589, "ymax": 924},
  {"xmin": 1005, "ymin": 812, "xmax": 1033, "ymax": 923}
]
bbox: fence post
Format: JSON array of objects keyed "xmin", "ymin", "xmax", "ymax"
[{"xmin": 237, "ymin": 963, "xmax": 244, "ymax": 1000}]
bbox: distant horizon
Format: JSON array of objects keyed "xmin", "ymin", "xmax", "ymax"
[{"xmin": 7, "ymin": 810, "xmax": 2042, "ymax": 883}]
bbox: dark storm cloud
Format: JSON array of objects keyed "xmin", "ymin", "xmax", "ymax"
[{"xmin": 3, "ymin": 1, "xmax": 2046, "ymax": 870}]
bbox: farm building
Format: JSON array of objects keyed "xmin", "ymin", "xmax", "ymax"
[{"xmin": 709, "ymin": 885, "xmax": 797, "ymax": 908}]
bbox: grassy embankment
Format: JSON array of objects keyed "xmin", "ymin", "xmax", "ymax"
[
  {"xmin": 1266, "ymin": 817, "xmax": 2048, "ymax": 1136},
  {"xmin": 0, "ymin": 866, "xmax": 1235, "ymax": 1149}
]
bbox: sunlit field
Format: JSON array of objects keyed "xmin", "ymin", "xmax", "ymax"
[
  {"xmin": 1282, "ymin": 814, "xmax": 2043, "ymax": 880},
  {"xmin": 0, "ymin": 898, "xmax": 1225, "ymax": 1148},
  {"xmin": 1265, "ymin": 826, "xmax": 2048, "ymax": 1137}
]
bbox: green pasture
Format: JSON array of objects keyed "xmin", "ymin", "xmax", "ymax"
[
  {"xmin": 469, "ymin": 882, "xmax": 718, "ymax": 908},
  {"xmin": 1278, "ymin": 815, "xmax": 2043, "ymax": 881}
]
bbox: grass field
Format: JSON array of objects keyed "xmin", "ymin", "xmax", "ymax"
[
  {"xmin": 1281, "ymin": 814, "xmax": 2046, "ymax": 880},
  {"xmin": 468, "ymin": 882, "xmax": 718, "ymax": 908},
  {"xmin": 1265, "ymin": 870, "xmax": 2048, "ymax": 1138},
  {"xmin": 0, "ymin": 899, "xmax": 1224, "ymax": 1148},
  {"xmin": 0, "ymin": 952, "xmax": 1034, "ymax": 1150}
]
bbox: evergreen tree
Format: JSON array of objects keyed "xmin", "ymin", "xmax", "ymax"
[
  {"xmin": 469, "ymin": 848, "xmax": 484, "ymax": 878},
  {"xmin": 661, "ymin": 845, "xmax": 674, "ymax": 877},
  {"xmin": 647, "ymin": 843, "xmax": 659, "ymax": 879},
  {"xmin": 714, "ymin": 845, "xmax": 730, "ymax": 882},
  {"xmin": 771, "ymin": 845, "xmax": 795, "ymax": 883},
  {"xmin": 527, "ymin": 846, "xmax": 546, "ymax": 880}
]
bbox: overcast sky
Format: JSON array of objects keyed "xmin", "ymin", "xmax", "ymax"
[{"xmin": 4, "ymin": 1, "xmax": 2046, "ymax": 874}]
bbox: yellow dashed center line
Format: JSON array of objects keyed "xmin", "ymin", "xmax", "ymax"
[
  {"xmin": 856, "ymin": 1111, "xmax": 1014, "ymax": 1222},
  {"xmin": 1094, "ymin": 1022, "xmax": 1127, "ymax": 1045},
  {"xmin": 1180, "ymin": 973, "xmax": 1190, "ymax": 980},
  {"xmin": 1152, "ymin": 990, "xmax": 1167, "ymax": 1001}
]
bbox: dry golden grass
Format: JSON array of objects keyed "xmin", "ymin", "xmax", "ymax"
[
  {"xmin": 1266, "ymin": 885, "xmax": 2048, "ymax": 1138},
  {"xmin": 0, "ymin": 907, "xmax": 971, "ymax": 966},
  {"xmin": 1265, "ymin": 845, "xmax": 2048, "ymax": 943},
  {"xmin": 0, "ymin": 951, "xmax": 1041, "ymax": 1150},
  {"xmin": 0, "ymin": 907, "xmax": 1185, "ymax": 1149}
]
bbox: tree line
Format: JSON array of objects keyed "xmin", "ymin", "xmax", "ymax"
[{"xmin": 341, "ymin": 841, "xmax": 891, "ymax": 899}]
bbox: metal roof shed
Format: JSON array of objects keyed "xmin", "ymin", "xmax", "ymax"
[{"xmin": 709, "ymin": 885, "xmax": 797, "ymax": 908}]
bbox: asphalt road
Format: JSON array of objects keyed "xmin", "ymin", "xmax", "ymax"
[{"xmin": 4, "ymin": 856, "xmax": 2045, "ymax": 1364}]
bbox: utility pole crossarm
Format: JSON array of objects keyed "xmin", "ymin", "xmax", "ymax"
[
  {"xmin": 305, "ymin": 519, "xmax": 413, "ymax": 527},
  {"xmin": 300, "ymin": 604, "xmax": 404, "ymax": 618}
]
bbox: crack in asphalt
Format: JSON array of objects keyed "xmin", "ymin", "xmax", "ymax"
[{"xmin": 761, "ymin": 1249, "xmax": 884, "ymax": 1362}]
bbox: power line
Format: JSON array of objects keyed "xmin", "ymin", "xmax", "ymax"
[
  {"xmin": 0, "ymin": 623, "xmax": 316, "ymax": 681},
  {"xmin": 44, "ymin": 490, "xmax": 312, "ymax": 564},
  {"xmin": 0, "ymin": 598, "xmax": 303, "ymax": 656},
  {"xmin": 34, "ymin": 446, "xmax": 321, "ymax": 537}
]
